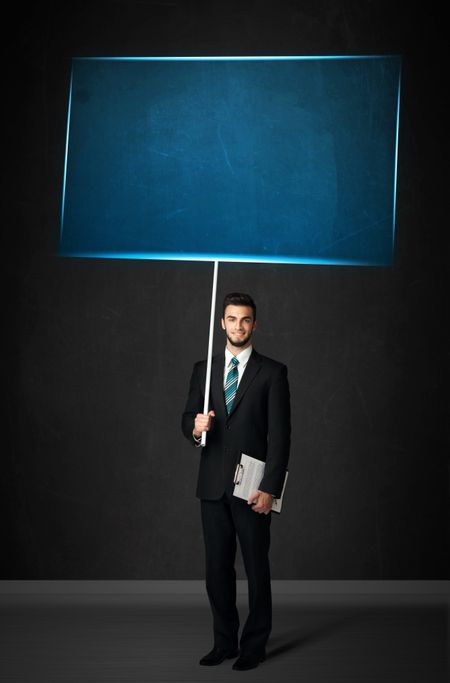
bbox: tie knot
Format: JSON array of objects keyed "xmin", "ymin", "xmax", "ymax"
[{"xmin": 230, "ymin": 356, "xmax": 239, "ymax": 367}]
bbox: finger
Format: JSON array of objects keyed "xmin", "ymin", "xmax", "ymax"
[
  {"xmin": 247, "ymin": 491, "xmax": 259, "ymax": 505},
  {"xmin": 197, "ymin": 414, "xmax": 212, "ymax": 425},
  {"xmin": 251, "ymin": 502, "xmax": 270, "ymax": 514}
]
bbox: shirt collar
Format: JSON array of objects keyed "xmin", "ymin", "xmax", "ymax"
[{"xmin": 225, "ymin": 345, "xmax": 253, "ymax": 368}]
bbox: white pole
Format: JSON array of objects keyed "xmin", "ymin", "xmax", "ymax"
[{"xmin": 201, "ymin": 260, "xmax": 219, "ymax": 447}]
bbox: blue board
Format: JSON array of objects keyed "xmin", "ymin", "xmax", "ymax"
[{"xmin": 60, "ymin": 56, "xmax": 401, "ymax": 265}]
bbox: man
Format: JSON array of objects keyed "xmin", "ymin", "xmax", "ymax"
[{"xmin": 181, "ymin": 292, "xmax": 291, "ymax": 671}]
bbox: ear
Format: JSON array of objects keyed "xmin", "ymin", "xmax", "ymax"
[{"xmin": 221, "ymin": 318, "xmax": 225, "ymax": 330}]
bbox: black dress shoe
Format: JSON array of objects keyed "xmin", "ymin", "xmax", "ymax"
[
  {"xmin": 199, "ymin": 647, "xmax": 239, "ymax": 666},
  {"xmin": 232, "ymin": 652, "xmax": 266, "ymax": 671}
]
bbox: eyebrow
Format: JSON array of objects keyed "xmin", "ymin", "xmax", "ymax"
[{"xmin": 226, "ymin": 315, "xmax": 253, "ymax": 321}]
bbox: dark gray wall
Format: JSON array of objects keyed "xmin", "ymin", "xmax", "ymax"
[{"xmin": 5, "ymin": 1, "xmax": 449, "ymax": 579}]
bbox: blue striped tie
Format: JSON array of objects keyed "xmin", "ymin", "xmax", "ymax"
[{"xmin": 224, "ymin": 356, "xmax": 239, "ymax": 414}]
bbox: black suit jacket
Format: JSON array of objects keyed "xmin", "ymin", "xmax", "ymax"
[{"xmin": 182, "ymin": 349, "xmax": 291, "ymax": 500}]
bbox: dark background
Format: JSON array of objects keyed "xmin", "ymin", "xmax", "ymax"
[{"xmin": 5, "ymin": 0, "xmax": 449, "ymax": 579}]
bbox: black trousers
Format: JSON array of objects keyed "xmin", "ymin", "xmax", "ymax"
[{"xmin": 200, "ymin": 490, "xmax": 272, "ymax": 655}]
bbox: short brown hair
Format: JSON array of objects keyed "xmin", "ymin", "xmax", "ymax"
[{"xmin": 222, "ymin": 292, "xmax": 256, "ymax": 320}]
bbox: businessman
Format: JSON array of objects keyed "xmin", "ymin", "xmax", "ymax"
[{"xmin": 182, "ymin": 292, "xmax": 291, "ymax": 671}]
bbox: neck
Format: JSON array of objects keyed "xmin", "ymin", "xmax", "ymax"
[{"xmin": 226, "ymin": 342, "xmax": 252, "ymax": 356}]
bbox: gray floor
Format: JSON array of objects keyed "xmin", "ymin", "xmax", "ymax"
[{"xmin": 0, "ymin": 592, "xmax": 448, "ymax": 682}]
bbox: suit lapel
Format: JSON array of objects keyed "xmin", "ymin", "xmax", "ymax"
[{"xmin": 228, "ymin": 350, "xmax": 261, "ymax": 417}]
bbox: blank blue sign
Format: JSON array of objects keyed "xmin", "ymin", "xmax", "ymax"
[{"xmin": 60, "ymin": 56, "xmax": 401, "ymax": 265}]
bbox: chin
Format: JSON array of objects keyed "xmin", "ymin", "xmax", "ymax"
[{"xmin": 231, "ymin": 338, "xmax": 249, "ymax": 348}]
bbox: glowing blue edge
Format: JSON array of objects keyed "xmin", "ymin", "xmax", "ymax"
[
  {"xmin": 73, "ymin": 55, "xmax": 400, "ymax": 61},
  {"xmin": 392, "ymin": 62, "xmax": 402, "ymax": 258},
  {"xmin": 60, "ymin": 66, "xmax": 73, "ymax": 240},
  {"xmin": 58, "ymin": 251, "xmax": 390, "ymax": 267}
]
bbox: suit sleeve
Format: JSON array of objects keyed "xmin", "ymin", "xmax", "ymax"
[
  {"xmin": 259, "ymin": 364, "xmax": 291, "ymax": 498},
  {"xmin": 181, "ymin": 361, "xmax": 205, "ymax": 444}
]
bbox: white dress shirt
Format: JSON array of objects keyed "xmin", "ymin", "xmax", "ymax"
[{"xmin": 224, "ymin": 345, "xmax": 253, "ymax": 388}]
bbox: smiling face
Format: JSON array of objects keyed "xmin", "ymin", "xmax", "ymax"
[{"xmin": 221, "ymin": 305, "xmax": 257, "ymax": 352}]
